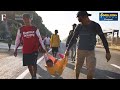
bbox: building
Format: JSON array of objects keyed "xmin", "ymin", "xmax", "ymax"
[{"xmin": 96, "ymin": 29, "xmax": 120, "ymax": 46}]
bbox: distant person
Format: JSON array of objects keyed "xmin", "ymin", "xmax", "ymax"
[
  {"xmin": 14, "ymin": 13, "xmax": 47, "ymax": 79},
  {"xmin": 65, "ymin": 11, "xmax": 111, "ymax": 79},
  {"xmin": 66, "ymin": 23, "xmax": 77, "ymax": 63},
  {"xmin": 44, "ymin": 35, "xmax": 50, "ymax": 51},
  {"xmin": 8, "ymin": 37, "xmax": 12, "ymax": 51},
  {"xmin": 50, "ymin": 30, "xmax": 60, "ymax": 57}
]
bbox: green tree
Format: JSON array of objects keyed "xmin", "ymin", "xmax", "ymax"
[{"xmin": 0, "ymin": 11, "xmax": 52, "ymax": 42}]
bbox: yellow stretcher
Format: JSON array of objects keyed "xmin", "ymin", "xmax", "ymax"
[{"xmin": 45, "ymin": 54, "xmax": 68, "ymax": 76}]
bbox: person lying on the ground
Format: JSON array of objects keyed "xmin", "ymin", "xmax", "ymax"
[{"xmin": 44, "ymin": 53, "xmax": 68, "ymax": 76}]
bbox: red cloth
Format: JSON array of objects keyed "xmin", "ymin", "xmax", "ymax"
[{"xmin": 58, "ymin": 53, "xmax": 64, "ymax": 59}]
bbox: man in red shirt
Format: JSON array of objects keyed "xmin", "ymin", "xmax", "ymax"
[{"xmin": 14, "ymin": 13, "xmax": 47, "ymax": 79}]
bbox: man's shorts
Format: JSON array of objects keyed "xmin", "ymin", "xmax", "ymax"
[
  {"xmin": 23, "ymin": 51, "xmax": 38, "ymax": 66},
  {"xmin": 76, "ymin": 49, "xmax": 96, "ymax": 74},
  {"xmin": 52, "ymin": 47, "xmax": 58, "ymax": 53}
]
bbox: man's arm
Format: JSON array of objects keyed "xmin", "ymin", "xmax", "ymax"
[
  {"xmin": 99, "ymin": 35, "xmax": 110, "ymax": 53},
  {"xmin": 96, "ymin": 23, "xmax": 111, "ymax": 61},
  {"xmin": 36, "ymin": 29, "xmax": 46, "ymax": 51},
  {"xmin": 66, "ymin": 25, "xmax": 80, "ymax": 51},
  {"xmin": 66, "ymin": 30, "xmax": 73, "ymax": 47},
  {"xmin": 96, "ymin": 23, "xmax": 110, "ymax": 53},
  {"xmin": 14, "ymin": 29, "xmax": 21, "ymax": 57},
  {"xmin": 14, "ymin": 29, "xmax": 21, "ymax": 51}
]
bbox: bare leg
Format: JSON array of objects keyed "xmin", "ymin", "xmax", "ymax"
[
  {"xmin": 28, "ymin": 65, "xmax": 33, "ymax": 77},
  {"xmin": 53, "ymin": 52, "xmax": 55, "ymax": 57},
  {"xmin": 8, "ymin": 44, "xmax": 11, "ymax": 51},
  {"xmin": 32, "ymin": 65, "xmax": 37, "ymax": 77},
  {"xmin": 54, "ymin": 52, "xmax": 57, "ymax": 57},
  {"xmin": 28, "ymin": 65, "xmax": 37, "ymax": 79},
  {"xmin": 52, "ymin": 51, "xmax": 55, "ymax": 57}
]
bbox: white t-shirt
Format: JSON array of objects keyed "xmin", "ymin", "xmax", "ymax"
[{"xmin": 44, "ymin": 37, "xmax": 50, "ymax": 45}]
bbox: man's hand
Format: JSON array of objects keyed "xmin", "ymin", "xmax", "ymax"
[
  {"xmin": 14, "ymin": 50, "xmax": 17, "ymax": 57},
  {"xmin": 65, "ymin": 50, "xmax": 69, "ymax": 56},
  {"xmin": 106, "ymin": 53, "xmax": 111, "ymax": 62},
  {"xmin": 42, "ymin": 49, "xmax": 47, "ymax": 53},
  {"xmin": 44, "ymin": 49, "xmax": 48, "ymax": 53}
]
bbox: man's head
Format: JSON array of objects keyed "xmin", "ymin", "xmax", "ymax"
[
  {"xmin": 55, "ymin": 30, "xmax": 58, "ymax": 34},
  {"xmin": 76, "ymin": 11, "xmax": 91, "ymax": 22},
  {"xmin": 46, "ymin": 59, "xmax": 54, "ymax": 67},
  {"xmin": 22, "ymin": 13, "xmax": 31, "ymax": 25},
  {"xmin": 72, "ymin": 23, "xmax": 77, "ymax": 30}
]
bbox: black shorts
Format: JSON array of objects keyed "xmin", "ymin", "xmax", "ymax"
[
  {"xmin": 52, "ymin": 47, "xmax": 58, "ymax": 53},
  {"xmin": 23, "ymin": 51, "xmax": 38, "ymax": 66},
  {"xmin": 45, "ymin": 44, "xmax": 50, "ymax": 47}
]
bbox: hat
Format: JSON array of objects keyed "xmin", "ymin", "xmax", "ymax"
[
  {"xmin": 23, "ymin": 13, "xmax": 31, "ymax": 19},
  {"xmin": 77, "ymin": 11, "xmax": 91, "ymax": 17}
]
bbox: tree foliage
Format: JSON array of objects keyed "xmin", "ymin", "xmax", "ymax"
[{"xmin": 0, "ymin": 11, "xmax": 52, "ymax": 42}]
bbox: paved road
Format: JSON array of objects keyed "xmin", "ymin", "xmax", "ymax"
[
  {"xmin": 0, "ymin": 42, "xmax": 41, "ymax": 79},
  {"xmin": 18, "ymin": 42, "xmax": 120, "ymax": 79},
  {"xmin": 0, "ymin": 42, "xmax": 120, "ymax": 79},
  {"xmin": 0, "ymin": 42, "xmax": 22, "ymax": 50}
]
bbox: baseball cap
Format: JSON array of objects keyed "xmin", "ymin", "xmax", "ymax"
[{"xmin": 77, "ymin": 11, "xmax": 91, "ymax": 17}]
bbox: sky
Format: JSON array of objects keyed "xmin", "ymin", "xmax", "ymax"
[{"xmin": 36, "ymin": 11, "xmax": 120, "ymax": 40}]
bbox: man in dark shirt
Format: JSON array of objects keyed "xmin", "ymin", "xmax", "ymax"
[
  {"xmin": 66, "ymin": 23, "xmax": 77, "ymax": 62},
  {"xmin": 65, "ymin": 11, "xmax": 111, "ymax": 79}
]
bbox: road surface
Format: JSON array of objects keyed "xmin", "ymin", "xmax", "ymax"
[{"xmin": 0, "ymin": 42, "xmax": 120, "ymax": 79}]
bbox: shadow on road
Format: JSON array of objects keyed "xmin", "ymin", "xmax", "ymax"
[
  {"xmin": 37, "ymin": 65, "xmax": 63, "ymax": 79},
  {"xmin": 66, "ymin": 63, "xmax": 87, "ymax": 75},
  {"xmin": 94, "ymin": 68, "xmax": 120, "ymax": 79},
  {"xmin": 66, "ymin": 62, "xmax": 120, "ymax": 79},
  {"xmin": 66, "ymin": 63, "xmax": 75, "ymax": 70}
]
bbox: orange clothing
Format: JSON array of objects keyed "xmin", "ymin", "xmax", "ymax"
[{"xmin": 45, "ymin": 54, "xmax": 68, "ymax": 76}]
